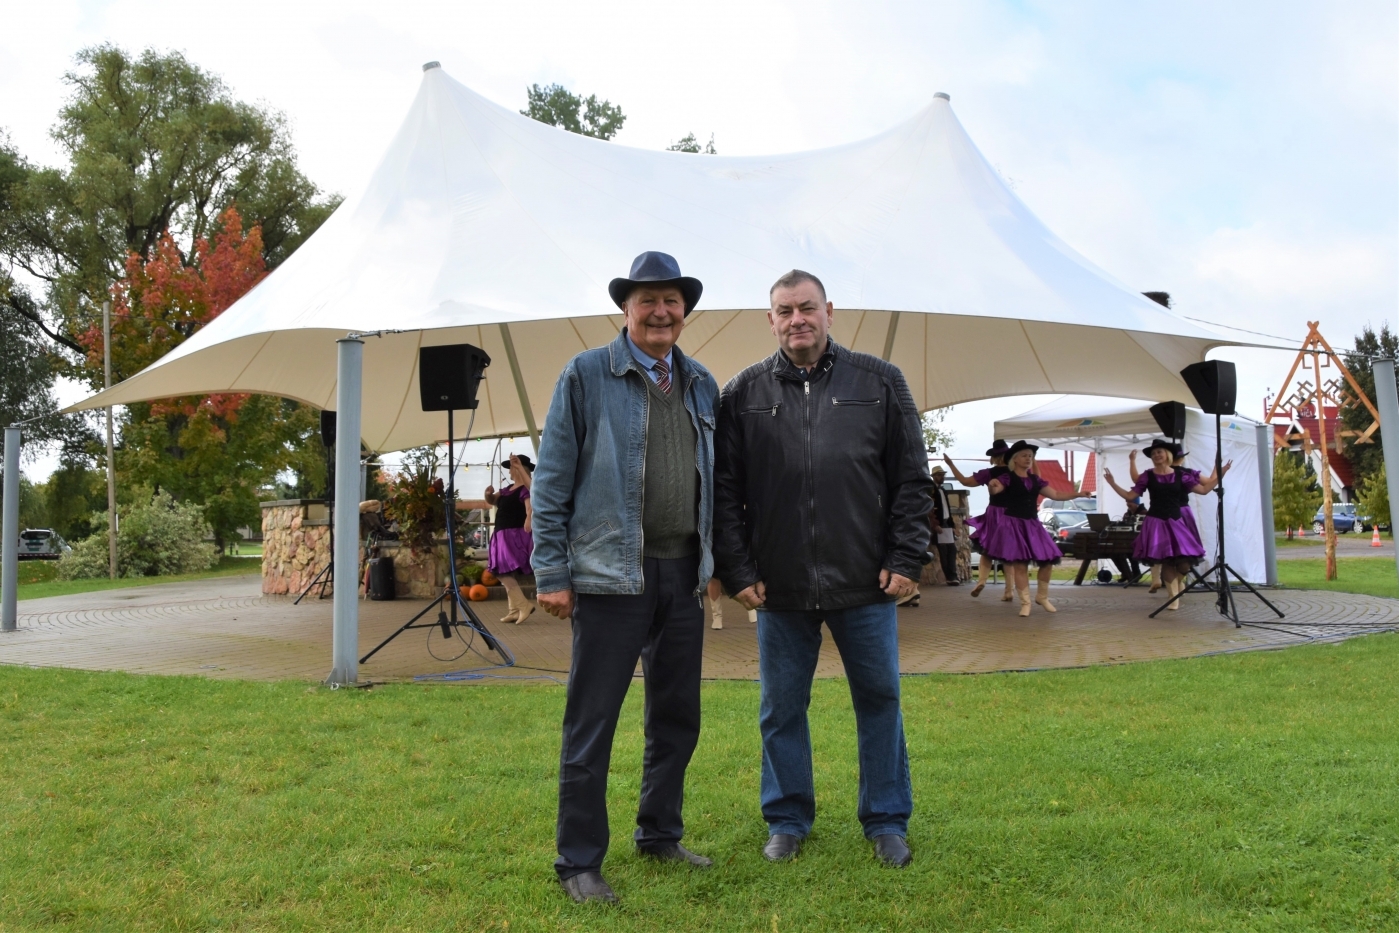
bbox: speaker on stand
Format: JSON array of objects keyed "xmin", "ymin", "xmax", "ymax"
[
  {"xmin": 294, "ymin": 410, "xmax": 340, "ymax": 604},
  {"xmin": 1151, "ymin": 360, "xmax": 1284, "ymax": 624},
  {"xmin": 360, "ymin": 343, "xmax": 513, "ymax": 666}
]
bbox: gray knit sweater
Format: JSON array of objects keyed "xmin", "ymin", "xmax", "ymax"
[{"xmin": 641, "ymin": 375, "xmax": 700, "ymax": 558}]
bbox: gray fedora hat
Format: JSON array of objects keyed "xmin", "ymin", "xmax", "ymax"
[{"xmin": 608, "ymin": 251, "xmax": 703, "ymax": 316}]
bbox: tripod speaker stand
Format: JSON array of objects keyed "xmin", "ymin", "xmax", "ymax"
[
  {"xmin": 294, "ymin": 410, "xmax": 338, "ymax": 604},
  {"xmin": 1150, "ymin": 361, "xmax": 1285, "ymax": 625},
  {"xmin": 359, "ymin": 344, "xmax": 514, "ymax": 666}
]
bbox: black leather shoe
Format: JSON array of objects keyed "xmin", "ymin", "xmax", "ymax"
[
  {"xmin": 763, "ymin": 833, "xmax": 802, "ymax": 861},
  {"xmin": 638, "ymin": 843, "xmax": 712, "ymax": 867},
  {"xmin": 560, "ymin": 871, "xmax": 618, "ymax": 904},
  {"xmin": 872, "ymin": 833, "xmax": 912, "ymax": 868}
]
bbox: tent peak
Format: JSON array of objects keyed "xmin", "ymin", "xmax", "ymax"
[
  {"xmin": 422, "ymin": 61, "xmax": 441, "ymax": 72},
  {"xmin": 933, "ymin": 91, "xmax": 950, "ymax": 101}
]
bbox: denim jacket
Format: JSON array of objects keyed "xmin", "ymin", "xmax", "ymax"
[{"xmin": 531, "ymin": 329, "xmax": 718, "ymax": 597}]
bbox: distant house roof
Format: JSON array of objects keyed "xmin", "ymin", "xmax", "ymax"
[{"xmin": 1272, "ymin": 411, "xmax": 1357, "ymax": 489}]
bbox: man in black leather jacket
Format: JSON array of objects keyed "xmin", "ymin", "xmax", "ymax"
[{"xmin": 713, "ymin": 269, "xmax": 932, "ymax": 868}]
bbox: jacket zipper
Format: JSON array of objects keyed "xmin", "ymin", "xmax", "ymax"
[
  {"xmin": 804, "ymin": 377, "xmax": 820, "ymax": 609},
  {"xmin": 638, "ymin": 369, "xmax": 650, "ymax": 592}
]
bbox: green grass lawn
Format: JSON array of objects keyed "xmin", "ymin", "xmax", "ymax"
[
  {"xmin": 1274, "ymin": 558, "xmax": 1399, "ymax": 600},
  {"xmin": 13, "ymin": 555, "xmax": 260, "ymax": 601},
  {"xmin": 1, "ymin": 636, "xmax": 1395, "ymax": 931}
]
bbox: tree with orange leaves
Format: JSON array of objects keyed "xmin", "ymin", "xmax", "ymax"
[{"xmin": 79, "ymin": 207, "xmax": 323, "ymax": 550}]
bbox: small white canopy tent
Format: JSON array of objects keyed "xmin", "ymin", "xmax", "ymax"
[
  {"xmin": 48, "ymin": 63, "xmax": 1266, "ymax": 681},
  {"xmin": 995, "ymin": 396, "xmax": 1269, "ymax": 582},
  {"xmin": 67, "ymin": 63, "xmax": 1250, "ymax": 452}
]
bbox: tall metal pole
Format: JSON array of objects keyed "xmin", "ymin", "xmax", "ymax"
[
  {"xmin": 1370, "ymin": 359, "xmax": 1399, "ymax": 590},
  {"xmin": 1255, "ymin": 423, "xmax": 1278, "ymax": 586},
  {"xmin": 328, "ymin": 338, "xmax": 364, "ymax": 685},
  {"xmin": 2, "ymin": 426, "xmax": 20, "ymax": 631},
  {"xmin": 497, "ymin": 323, "xmax": 539, "ymax": 453},
  {"xmin": 103, "ymin": 300, "xmax": 116, "ymax": 578}
]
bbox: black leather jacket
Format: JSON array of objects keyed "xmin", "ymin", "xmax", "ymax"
[{"xmin": 713, "ymin": 340, "xmax": 933, "ymax": 611}]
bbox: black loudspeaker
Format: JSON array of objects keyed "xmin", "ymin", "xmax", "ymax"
[
  {"xmin": 419, "ymin": 344, "xmax": 491, "ymax": 412},
  {"xmin": 1180, "ymin": 360, "xmax": 1237, "ymax": 416},
  {"xmin": 368, "ymin": 557, "xmax": 396, "ymax": 600},
  {"xmin": 320, "ymin": 409, "xmax": 336, "ymax": 447},
  {"xmin": 1149, "ymin": 400, "xmax": 1187, "ymax": 439}
]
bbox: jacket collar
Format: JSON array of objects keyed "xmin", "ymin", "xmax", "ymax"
[
  {"xmin": 608, "ymin": 328, "xmax": 694, "ymax": 383},
  {"xmin": 772, "ymin": 338, "xmax": 842, "ymax": 380}
]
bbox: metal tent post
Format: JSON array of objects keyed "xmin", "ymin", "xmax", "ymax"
[
  {"xmin": 328, "ymin": 338, "xmax": 364, "ymax": 685},
  {"xmin": 498, "ymin": 323, "xmax": 540, "ymax": 452},
  {"xmin": 1371, "ymin": 359, "xmax": 1399, "ymax": 590},
  {"xmin": 2, "ymin": 426, "xmax": 19, "ymax": 631},
  {"xmin": 1256, "ymin": 422, "xmax": 1278, "ymax": 586}
]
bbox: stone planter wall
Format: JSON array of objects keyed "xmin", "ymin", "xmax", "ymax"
[
  {"xmin": 374, "ymin": 542, "xmax": 446, "ymax": 599},
  {"xmin": 261, "ymin": 500, "xmax": 332, "ymax": 596}
]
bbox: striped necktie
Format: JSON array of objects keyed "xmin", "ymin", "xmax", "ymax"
[{"xmin": 654, "ymin": 356, "xmax": 672, "ymax": 394}]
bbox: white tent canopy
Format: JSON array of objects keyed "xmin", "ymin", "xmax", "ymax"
[
  {"xmin": 995, "ymin": 396, "xmax": 1268, "ymax": 582},
  {"xmin": 69, "ymin": 63, "xmax": 1252, "ymax": 451}
]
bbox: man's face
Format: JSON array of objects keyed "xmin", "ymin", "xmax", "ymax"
[
  {"xmin": 768, "ymin": 281, "xmax": 833, "ymax": 359},
  {"xmin": 624, "ymin": 285, "xmax": 687, "ymax": 359}
]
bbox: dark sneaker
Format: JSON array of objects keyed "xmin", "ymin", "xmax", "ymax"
[
  {"xmin": 638, "ymin": 843, "xmax": 713, "ymax": 867},
  {"xmin": 872, "ymin": 833, "xmax": 912, "ymax": 868},
  {"xmin": 763, "ymin": 833, "xmax": 802, "ymax": 861}
]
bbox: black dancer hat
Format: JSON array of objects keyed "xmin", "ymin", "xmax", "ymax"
[
  {"xmin": 985, "ymin": 439, "xmax": 1011, "ymax": 458},
  {"xmin": 501, "ymin": 454, "xmax": 535, "ymax": 473},
  {"xmin": 608, "ymin": 251, "xmax": 703, "ymax": 316},
  {"xmin": 1005, "ymin": 440, "xmax": 1039, "ymax": 461}
]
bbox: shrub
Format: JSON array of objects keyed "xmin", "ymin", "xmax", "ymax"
[{"xmin": 57, "ymin": 491, "xmax": 218, "ymax": 579}]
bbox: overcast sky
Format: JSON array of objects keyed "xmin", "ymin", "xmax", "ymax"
[{"xmin": 3, "ymin": 0, "xmax": 1395, "ymax": 480}]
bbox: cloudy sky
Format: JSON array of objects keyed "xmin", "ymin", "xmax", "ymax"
[{"xmin": 2, "ymin": 0, "xmax": 1395, "ymax": 478}]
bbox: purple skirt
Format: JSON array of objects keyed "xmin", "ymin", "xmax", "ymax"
[
  {"xmin": 488, "ymin": 527, "xmax": 533, "ymax": 575},
  {"xmin": 1132, "ymin": 514, "xmax": 1205, "ymax": 564},
  {"xmin": 978, "ymin": 514, "xmax": 1062, "ymax": 565},
  {"xmin": 966, "ymin": 505, "xmax": 1005, "ymax": 555}
]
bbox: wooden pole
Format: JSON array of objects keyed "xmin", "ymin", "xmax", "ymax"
[{"xmin": 1311, "ymin": 351, "xmax": 1337, "ymax": 580}]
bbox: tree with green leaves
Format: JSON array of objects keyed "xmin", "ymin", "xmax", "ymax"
[
  {"xmin": 521, "ymin": 83, "xmax": 625, "ymax": 140},
  {"xmin": 0, "ymin": 44, "xmax": 339, "ymax": 361},
  {"xmin": 667, "ymin": 133, "xmax": 716, "ymax": 154},
  {"xmin": 1341, "ymin": 323, "xmax": 1398, "ymax": 488},
  {"xmin": 1272, "ymin": 449, "xmax": 1321, "ymax": 537},
  {"xmin": 1356, "ymin": 462, "xmax": 1390, "ymax": 532},
  {"xmin": 921, "ymin": 408, "xmax": 955, "ymax": 454}
]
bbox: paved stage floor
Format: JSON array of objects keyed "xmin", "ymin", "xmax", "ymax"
[{"xmin": 3, "ymin": 574, "xmax": 1396, "ymax": 684}]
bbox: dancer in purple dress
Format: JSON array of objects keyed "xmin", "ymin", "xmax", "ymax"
[
  {"xmin": 486, "ymin": 454, "xmax": 537, "ymax": 623},
  {"xmin": 943, "ymin": 440, "xmax": 1013, "ymax": 600},
  {"xmin": 1105, "ymin": 439, "xmax": 1228, "ymax": 610},
  {"xmin": 1129, "ymin": 444, "xmax": 1203, "ymax": 593},
  {"xmin": 981, "ymin": 441, "xmax": 1082, "ymax": 616}
]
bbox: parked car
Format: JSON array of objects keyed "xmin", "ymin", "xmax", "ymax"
[
  {"xmin": 1312, "ymin": 504, "xmax": 1361, "ymax": 535},
  {"xmin": 1040, "ymin": 509, "xmax": 1090, "ymax": 533},
  {"xmin": 18, "ymin": 528, "xmax": 70, "ymax": 560},
  {"xmin": 1052, "ymin": 519, "xmax": 1095, "ymax": 556}
]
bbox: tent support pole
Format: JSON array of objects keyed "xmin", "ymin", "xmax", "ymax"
[
  {"xmin": 881, "ymin": 312, "xmax": 901, "ymax": 362},
  {"xmin": 2, "ymin": 425, "xmax": 19, "ymax": 632},
  {"xmin": 1255, "ymin": 423, "xmax": 1278, "ymax": 586},
  {"xmin": 499, "ymin": 323, "xmax": 540, "ymax": 451},
  {"xmin": 329, "ymin": 338, "xmax": 363, "ymax": 685},
  {"xmin": 1371, "ymin": 359, "xmax": 1399, "ymax": 591}
]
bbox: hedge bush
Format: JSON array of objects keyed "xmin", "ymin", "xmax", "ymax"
[{"xmin": 58, "ymin": 491, "xmax": 218, "ymax": 579}]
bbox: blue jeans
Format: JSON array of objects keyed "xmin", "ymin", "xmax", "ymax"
[{"xmin": 757, "ymin": 600, "xmax": 912, "ymax": 839}]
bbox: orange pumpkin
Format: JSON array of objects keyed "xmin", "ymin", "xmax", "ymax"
[
  {"xmin": 480, "ymin": 569, "xmax": 499, "ymax": 586},
  {"xmin": 467, "ymin": 584, "xmax": 490, "ymax": 601}
]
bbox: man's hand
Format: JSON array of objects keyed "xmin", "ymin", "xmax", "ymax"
[
  {"xmin": 538, "ymin": 588, "xmax": 575, "ymax": 619},
  {"xmin": 879, "ymin": 569, "xmax": 918, "ymax": 598},
  {"xmin": 734, "ymin": 581, "xmax": 766, "ymax": 610}
]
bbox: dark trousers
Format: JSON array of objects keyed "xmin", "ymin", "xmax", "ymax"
[
  {"xmin": 555, "ymin": 554, "xmax": 705, "ymax": 880},
  {"xmin": 937, "ymin": 542, "xmax": 959, "ymax": 583}
]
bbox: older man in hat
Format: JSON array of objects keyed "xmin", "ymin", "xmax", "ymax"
[
  {"xmin": 929, "ymin": 465, "xmax": 961, "ymax": 586},
  {"xmin": 531, "ymin": 251, "xmax": 720, "ymax": 904}
]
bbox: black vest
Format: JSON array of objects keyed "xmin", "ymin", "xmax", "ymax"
[
  {"xmin": 494, "ymin": 485, "xmax": 528, "ymax": 530},
  {"xmin": 998, "ymin": 471, "xmax": 1040, "ymax": 520},
  {"xmin": 1145, "ymin": 468, "xmax": 1190, "ymax": 521},
  {"xmin": 985, "ymin": 465, "xmax": 1011, "ymax": 508}
]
